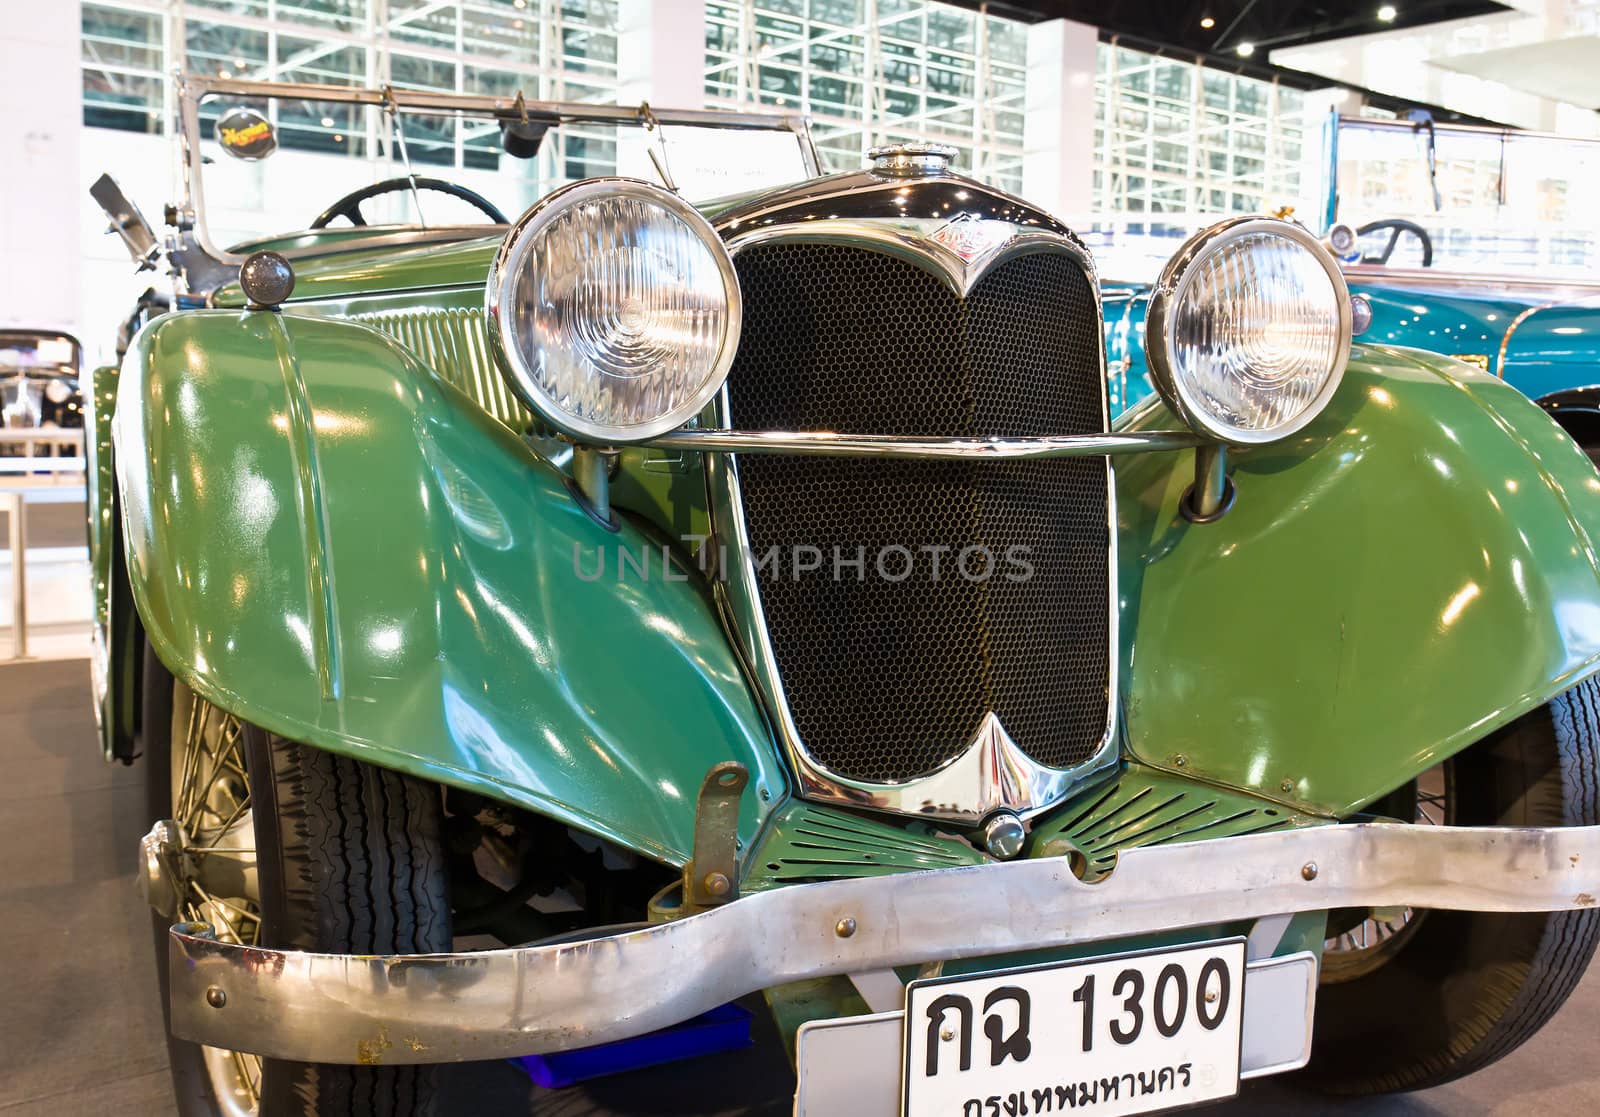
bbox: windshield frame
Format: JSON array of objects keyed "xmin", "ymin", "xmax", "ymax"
[{"xmin": 174, "ymin": 74, "xmax": 823, "ymax": 271}]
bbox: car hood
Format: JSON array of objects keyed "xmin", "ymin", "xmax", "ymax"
[{"xmin": 211, "ymin": 169, "xmax": 1073, "ymax": 307}]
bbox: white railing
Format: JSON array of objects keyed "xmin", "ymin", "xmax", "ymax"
[{"xmin": 0, "ymin": 429, "xmax": 88, "ymax": 658}]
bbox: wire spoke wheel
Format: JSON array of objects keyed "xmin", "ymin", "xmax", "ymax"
[
  {"xmin": 170, "ymin": 682, "xmax": 261, "ymax": 1117},
  {"xmin": 142, "ymin": 644, "xmax": 449, "ymax": 1117},
  {"xmin": 1320, "ymin": 762, "xmax": 1452, "ymax": 983}
]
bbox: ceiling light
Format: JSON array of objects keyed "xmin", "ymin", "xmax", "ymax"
[
  {"xmin": 1378, "ymin": 4, "xmax": 1398, "ymax": 20},
  {"xmin": 1200, "ymin": 15, "xmax": 1216, "ymax": 28},
  {"xmin": 1236, "ymin": 42, "xmax": 1255, "ymax": 57},
  {"xmin": 320, "ymin": 115, "xmax": 334, "ymax": 127}
]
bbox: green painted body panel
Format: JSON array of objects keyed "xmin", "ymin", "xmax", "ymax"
[
  {"xmin": 1026, "ymin": 762, "xmax": 1321, "ymax": 872},
  {"xmin": 102, "ymin": 197, "xmax": 1600, "ymax": 881},
  {"xmin": 743, "ymin": 801, "xmax": 987, "ymax": 891},
  {"xmin": 1116, "ymin": 344, "xmax": 1600, "ymax": 816},
  {"xmin": 112, "ymin": 309, "xmax": 786, "ymax": 865}
]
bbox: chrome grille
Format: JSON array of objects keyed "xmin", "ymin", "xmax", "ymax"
[
  {"xmin": 726, "ymin": 242, "xmax": 1111, "ymax": 785},
  {"xmin": 352, "ymin": 308, "xmax": 532, "ymax": 431}
]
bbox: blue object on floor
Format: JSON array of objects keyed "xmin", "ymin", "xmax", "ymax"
[{"xmin": 511, "ymin": 1002, "xmax": 755, "ymax": 1088}]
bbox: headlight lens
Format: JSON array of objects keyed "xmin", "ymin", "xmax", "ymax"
[
  {"xmin": 1148, "ymin": 218, "xmax": 1351, "ymax": 444},
  {"xmin": 488, "ymin": 178, "xmax": 740, "ymax": 443}
]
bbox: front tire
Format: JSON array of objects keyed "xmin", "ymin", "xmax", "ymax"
[
  {"xmin": 142, "ymin": 644, "xmax": 451, "ymax": 1116},
  {"xmin": 1302, "ymin": 678, "xmax": 1600, "ymax": 1093}
]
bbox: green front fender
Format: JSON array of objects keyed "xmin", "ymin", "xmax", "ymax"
[
  {"xmin": 113, "ymin": 310, "xmax": 786, "ymax": 865},
  {"xmin": 1117, "ymin": 344, "xmax": 1600, "ymax": 817}
]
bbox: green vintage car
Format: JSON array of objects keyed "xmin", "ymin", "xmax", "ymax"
[{"xmin": 89, "ymin": 77, "xmax": 1600, "ymax": 1117}]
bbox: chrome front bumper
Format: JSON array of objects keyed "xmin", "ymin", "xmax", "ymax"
[{"xmin": 168, "ymin": 822, "xmax": 1600, "ymax": 1066}]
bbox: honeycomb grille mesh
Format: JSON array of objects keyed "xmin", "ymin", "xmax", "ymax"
[{"xmin": 726, "ymin": 242, "xmax": 1111, "ymax": 783}]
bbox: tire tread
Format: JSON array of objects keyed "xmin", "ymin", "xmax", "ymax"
[{"xmin": 260, "ymin": 738, "xmax": 450, "ymax": 1117}]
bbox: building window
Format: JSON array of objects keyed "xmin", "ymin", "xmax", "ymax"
[
  {"xmin": 705, "ymin": 0, "xmax": 1028, "ymax": 191},
  {"xmin": 1094, "ymin": 42, "xmax": 1306, "ymax": 215},
  {"xmin": 82, "ymin": 3, "xmax": 167, "ymax": 134},
  {"xmin": 80, "ymin": 0, "xmax": 621, "ymax": 184}
]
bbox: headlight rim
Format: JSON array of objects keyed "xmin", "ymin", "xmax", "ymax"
[
  {"xmin": 1146, "ymin": 215, "xmax": 1352, "ymax": 447},
  {"xmin": 485, "ymin": 175, "xmax": 742, "ymax": 445}
]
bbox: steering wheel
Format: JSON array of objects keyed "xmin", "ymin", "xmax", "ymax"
[
  {"xmin": 311, "ymin": 176, "xmax": 508, "ymax": 228},
  {"xmin": 1356, "ymin": 219, "xmax": 1434, "ymax": 267}
]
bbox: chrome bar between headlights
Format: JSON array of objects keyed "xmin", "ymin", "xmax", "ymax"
[{"xmin": 647, "ymin": 428, "xmax": 1203, "ymax": 459}]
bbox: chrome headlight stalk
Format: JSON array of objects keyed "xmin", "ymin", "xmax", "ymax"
[
  {"xmin": 1146, "ymin": 217, "xmax": 1352, "ymax": 521},
  {"xmin": 486, "ymin": 177, "xmax": 743, "ymax": 447}
]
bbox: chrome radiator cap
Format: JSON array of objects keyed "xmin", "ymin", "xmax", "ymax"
[{"xmin": 868, "ymin": 141, "xmax": 955, "ymax": 177}]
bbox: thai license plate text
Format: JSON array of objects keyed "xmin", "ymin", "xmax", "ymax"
[{"xmin": 902, "ymin": 940, "xmax": 1247, "ymax": 1117}]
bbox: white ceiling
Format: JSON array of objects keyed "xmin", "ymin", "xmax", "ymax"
[
  {"xmin": 1271, "ymin": 1, "xmax": 1600, "ymax": 135},
  {"xmin": 1432, "ymin": 33, "xmax": 1600, "ymax": 110}
]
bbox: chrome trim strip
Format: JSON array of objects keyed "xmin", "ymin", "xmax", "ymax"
[
  {"xmin": 724, "ymin": 220, "xmax": 1076, "ymax": 298},
  {"xmin": 1497, "ymin": 301, "xmax": 1551, "ymax": 379},
  {"xmin": 650, "ymin": 428, "xmax": 1199, "ymax": 459},
  {"xmin": 702, "ymin": 223, "xmax": 1120, "ymax": 823},
  {"xmin": 167, "ymin": 822, "xmax": 1600, "ymax": 1064},
  {"xmin": 1335, "ymin": 110, "xmax": 1600, "ymax": 150},
  {"xmin": 183, "ymin": 76, "xmax": 819, "ymax": 131},
  {"xmin": 1343, "ymin": 264, "xmax": 1600, "ymax": 299}
]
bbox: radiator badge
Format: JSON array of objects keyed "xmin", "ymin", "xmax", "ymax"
[{"xmin": 929, "ymin": 213, "xmax": 1017, "ymax": 264}]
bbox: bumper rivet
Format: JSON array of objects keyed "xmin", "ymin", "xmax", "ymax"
[
  {"xmin": 1173, "ymin": 755, "xmax": 1187, "ymax": 768},
  {"xmin": 835, "ymin": 917, "xmax": 857, "ymax": 939},
  {"xmin": 1302, "ymin": 862, "xmax": 1319, "ymax": 881},
  {"xmin": 702, "ymin": 872, "xmax": 730, "ymax": 897},
  {"xmin": 1280, "ymin": 779, "xmax": 1296, "ymax": 794},
  {"xmin": 205, "ymin": 986, "xmax": 227, "ymax": 1009}
]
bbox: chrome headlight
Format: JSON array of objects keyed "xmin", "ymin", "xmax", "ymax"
[
  {"xmin": 1147, "ymin": 218, "xmax": 1351, "ymax": 445},
  {"xmin": 487, "ymin": 178, "xmax": 741, "ymax": 444}
]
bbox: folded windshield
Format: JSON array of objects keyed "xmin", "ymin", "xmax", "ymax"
[{"xmin": 180, "ymin": 78, "xmax": 819, "ymax": 256}]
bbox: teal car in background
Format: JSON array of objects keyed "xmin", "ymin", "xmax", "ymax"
[{"xmin": 1103, "ymin": 113, "xmax": 1600, "ymax": 459}]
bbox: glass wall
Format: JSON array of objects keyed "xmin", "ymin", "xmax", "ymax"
[
  {"xmin": 704, "ymin": 0, "xmax": 1028, "ymax": 191},
  {"xmin": 82, "ymin": 0, "xmax": 622, "ymax": 181},
  {"xmin": 1094, "ymin": 42, "xmax": 1307, "ymax": 216}
]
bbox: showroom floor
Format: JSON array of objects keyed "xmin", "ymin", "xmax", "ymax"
[{"xmin": 2, "ymin": 657, "xmax": 1598, "ymax": 1116}]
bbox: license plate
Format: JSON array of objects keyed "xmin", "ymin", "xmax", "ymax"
[{"xmin": 902, "ymin": 940, "xmax": 1246, "ymax": 1117}]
